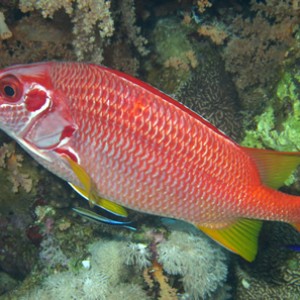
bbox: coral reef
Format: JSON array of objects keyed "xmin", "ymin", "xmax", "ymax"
[
  {"xmin": 144, "ymin": 260, "xmax": 178, "ymax": 300},
  {"xmin": 17, "ymin": 0, "xmax": 148, "ymax": 65},
  {"xmin": 0, "ymin": 142, "xmax": 41, "ymax": 278},
  {"xmin": 147, "ymin": 17, "xmax": 198, "ymax": 92},
  {"xmin": 19, "ymin": 0, "xmax": 113, "ymax": 63},
  {"xmin": 157, "ymin": 231, "xmax": 228, "ymax": 300},
  {"xmin": 222, "ymin": 0, "xmax": 300, "ymax": 113},
  {"xmin": 197, "ymin": 24, "xmax": 228, "ymax": 45},
  {"xmin": 123, "ymin": 242, "xmax": 152, "ymax": 270},
  {"xmin": 0, "ymin": 12, "xmax": 76, "ymax": 69},
  {"xmin": 13, "ymin": 239, "xmax": 150, "ymax": 300},
  {"xmin": 242, "ymin": 63, "xmax": 300, "ymax": 152},
  {"xmin": 39, "ymin": 234, "xmax": 69, "ymax": 269},
  {"xmin": 197, "ymin": 0, "xmax": 212, "ymax": 13},
  {"xmin": 234, "ymin": 221, "xmax": 300, "ymax": 299},
  {"xmin": 0, "ymin": 272, "xmax": 19, "ymax": 295},
  {"xmin": 175, "ymin": 42, "xmax": 242, "ymax": 141},
  {"xmin": 235, "ymin": 263, "xmax": 300, "ymax": 300},
  {"xmin": 0, "ymin": 143, "xmax": 33, "ymax": 193},
  {"xmin": 1, "ymin": 1, "xmax": 300, "ymax": 299},
  {"xmin": 147, "ymin": 17, "xmax": 242, "ymax": 141}
]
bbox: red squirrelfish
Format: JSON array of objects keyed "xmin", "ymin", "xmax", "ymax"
[{"xmin": 0, "ymin": 62, "xmax": 299, "ymax": 261}]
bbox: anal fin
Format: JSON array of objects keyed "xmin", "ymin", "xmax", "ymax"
[{"xmin": 197, "ymin": 219, "xmax": 263, "ymax": 262}]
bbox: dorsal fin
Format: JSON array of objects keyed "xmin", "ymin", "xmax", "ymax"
[{"xmin": 242, "ymin": 147, "xmax": 300, "ymax": 189}]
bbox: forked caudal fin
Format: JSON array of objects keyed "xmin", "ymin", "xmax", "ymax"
[{"xmin": 197, "ymin": 219, "xmax": 263, "ymax": 262}]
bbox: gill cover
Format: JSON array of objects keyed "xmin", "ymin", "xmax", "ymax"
[{"xmin": 23, "ymin": 87, "xmax": 77, "ymax": 149}]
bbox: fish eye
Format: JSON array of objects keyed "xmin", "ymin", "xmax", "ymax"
[
  {"xmin": 4, "ymin": 85, "xmax": 15, "ymax": 97},
  {"xmin": 0, "ymin": 75, "xmax": 22, "ymax": 103}
]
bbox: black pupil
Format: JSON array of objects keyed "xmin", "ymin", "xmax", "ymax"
[{"xmin": 4, "ymin": 85, "xmax": 15, "ymax": 97}]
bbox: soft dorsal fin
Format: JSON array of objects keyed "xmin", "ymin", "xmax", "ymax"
[
  {"xmin": 197, "ymin": 219, "xmax": 263, "ymax": 262},
  {"xmin": 242, "ymin": 147, "xmax": 300, "ymax": 189}
]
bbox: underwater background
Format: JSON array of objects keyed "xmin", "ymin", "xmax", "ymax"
[{"xmin": 0, "ymin": 0, "xmax": 300, "ymax": 299}]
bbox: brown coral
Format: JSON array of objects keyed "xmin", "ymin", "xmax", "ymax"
[
  {"xmin": 197, "ymin": 0, "xmax": 212, "ymax": 13},
  {"xmin": 144, "ymin": 259, "xmax": 178, "ymax": 300},
  {"xmin": 0, "ymin": 13, "xmax": 75, "ymax": 69},
  {"xmin": 197, "ymin": 25, "xmax": 228, "ymax": 45},
  {"xmin": 222, "ymin": 0, "xmax": 299, "ymax": 113},
  {"xmin": 0, "ymin": 143, "xmax": 32, "ymax": 193}
]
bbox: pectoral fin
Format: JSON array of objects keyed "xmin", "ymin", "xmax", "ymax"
[
  {"xmin": 65, "ymin": 156, "xmax": 128, "ymax": 218},
  {"xmin": 197, "ymin": 219, "xmax": 263, "ymax": 262},
  {"xmin": 69, "ymin": 183, "xmax": 128, "ymax": 217}
]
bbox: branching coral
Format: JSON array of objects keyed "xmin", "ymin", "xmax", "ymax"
[
  {"xmin": 72, "ymin": 0, "xmax": 114, "ymax": 62},
  {"xmin": 222, "ymin": 0, "xmax": 299, "ymax": 112},
  {"xmin": 17, "ymin": 0, "xmax": 149, "ymax": 64},
  {"xmin": 19, "ymin": 0, "xmax": 114, "ymax": 63},
  {"xmin": 19, "ymin": 0, "xmax": 73, "ymax": 17},
  {"xmin": 118, "ymin": 0, "xmax": 149, "ymax": 56},
  {"xmin": 197, "ymin": 24, "xmax": 228, "ymax": 45}
]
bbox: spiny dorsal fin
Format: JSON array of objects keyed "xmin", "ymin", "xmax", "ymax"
[
  {"xmin": 197, "ymin": 219, "xmax": 263, "ymax": 262},
  {"xmin": 242, "ymin": 147, "xmax": 300, "ymax": 189}
]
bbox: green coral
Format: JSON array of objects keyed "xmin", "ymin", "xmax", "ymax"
[
  {"xmin": 147, "ymin": 17, "xmax": 196, "ymax": 93},
  {"xmin": 242, "ymin": 66, "xmax": 300, "ymax": 152}
]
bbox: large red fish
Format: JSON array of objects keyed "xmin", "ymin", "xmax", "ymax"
[{"xmin": 0, "ymin": 62, "xmax": 299, "ymax": 261}]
